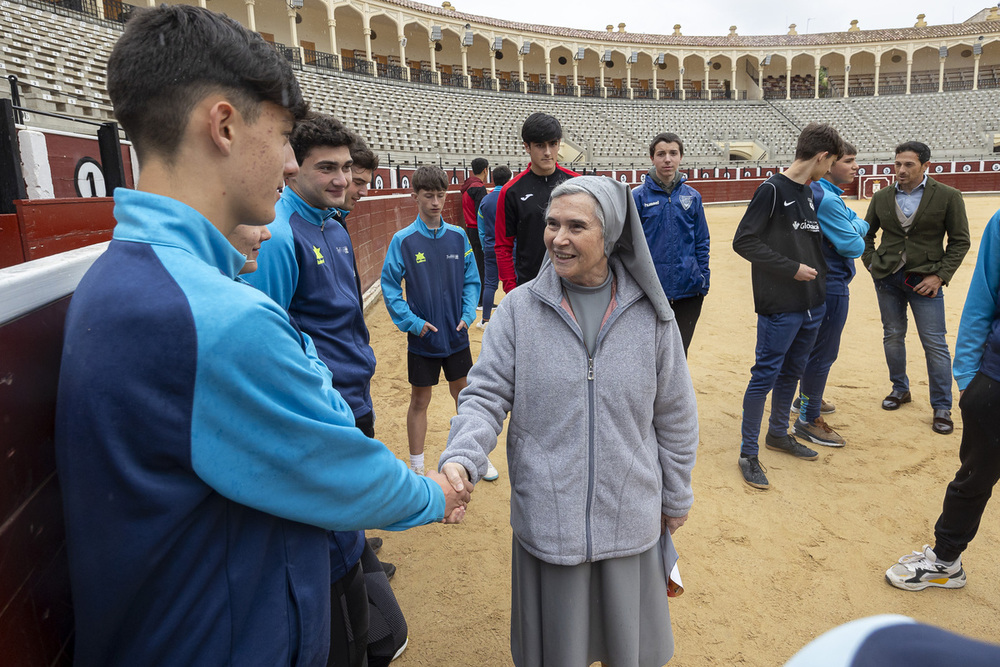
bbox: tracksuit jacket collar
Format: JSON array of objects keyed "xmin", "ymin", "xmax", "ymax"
[
  {"xmin": 112, "ymin": 188, "xmax": 246, "ymax": 279},
  {"xmin": 282, "ymin": 186, "xmax": 337, "ymax": 228}
]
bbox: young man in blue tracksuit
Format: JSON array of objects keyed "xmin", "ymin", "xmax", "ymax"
[
  {"xmin": 382, "ymin": 166, "xmax": 480, "ymax": 475},
  {"xmin": 885, "ymin": 208, "xmax": 1000, "ymax": 591},
  {"xmin": 791, "ymin": 143, "xmax": 869, "ymax": 448},
  {"xmin": 245, "ymin": 115, "xmax": 397, "ymax": 667},
  {"xmin": 632, "ymin": 132, "xmax": 710, "ymax": 355},
  {"xmin": 733, "ymin": 122, "xmax": 843, "ymax": 491},
  {"xmin": 54, "ymin": 8, "xmax": 468, "ymax": 666}
]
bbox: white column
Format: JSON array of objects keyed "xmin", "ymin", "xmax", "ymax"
[
  {"xmin": 490, "ymin": 41, "xmax": 497, "ymax": 83},
  {"xmin": 814, "ymin": 64, "xmax": 820, "ymax": 98},
  {"xmin": 430, "ymin": 39, "xmax": 439, "ymax": 85},
  {"xmin": 572, "ymin": 59, "xmax": 580, "ymax": 97},
  {"xmin": 679, "ymin": 66, "xmax": 685, "ymax": 100},
  {"xmin": 599, "ymin": 56, "xmax": 605, "ymax": 94},
  {"xmin": 399, "ymin": 34, "xmax": 409, "ymax": 81},
  {"xmin": 245, "ymin": 0, "xmax": 256, "ymax": 32},
  {"xmin": 905, "ymin": 57, "xmax": 913, "ymax": 94},
  {"xmin": 785, "ymin": 63, "xmax": 791, "ymax": 99},
  {"xmin": 626, "ymin": 61, "xmax": 632, "ymax": 99},
  {"xmin": 652, "ymin": 62, "xmax": 659, "ymax": 100},
  {"xmin": 731, "ymin": 62, "xmax": 737, "ymax": 99},
  {"xmin": 758, "ymin": 61, "xmax": 764, "ymax": 99},
  {"xmin": 844, "ymin": 64, "xmax": 850, "ymax": 98},
  {"xmin": 874, "ymin": 61, "xmax": 880, "ymax": 96},
  {"xmin": 938, "ymin": 56, "xmax": 946, "ymax": 92},
  {"xmin": 704, "ymin": 63, "xmax": 710, "ymax": 100},
  {"xmin": 461, "ymin": 46, "xmax": 470, "ymax": 88},
  {"xmin": 545, "ymin": 57, "xmax": 552, "ymax": 95},
  {"xmin": 287, "ymin": 6, "xmax": 299, "ymax": 57},
  {"xmin": 518, "ymin": 53, "xmax": 526, "ymax": 93},
  {"xmin": 974, "ymin": 53, "xmax": 981, "ymax": 90}
]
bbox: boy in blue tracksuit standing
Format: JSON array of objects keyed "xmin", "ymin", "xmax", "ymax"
[
  {"xmin": 382, "ymin": 166, "xmax": 480, "ymax": 475},
  {"xmin": 53, "ymin": 7, "xmax": 468, "ymax": 667},
  {"xmin": 632, "ymin": 132, "xmax": 710, "ymax": 355},
  {"xmin": 792, "ymin": 143, "xmax": 869, "ymax": 448}
]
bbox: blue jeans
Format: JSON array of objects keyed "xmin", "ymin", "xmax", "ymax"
[
  {"xmin": 799, "ymin": 293, "xmax": 850, "ymax": 422},
  {"xmin": 741, "ymin": 306, "xmax": 826, "ymax": 456},
  {"xmin": 873, "ymin": 272, "xmax": 952, "ymax": 410},
  {"xmin": 478, "ymin": 226, "xmax": 499, "ymax": 321}
]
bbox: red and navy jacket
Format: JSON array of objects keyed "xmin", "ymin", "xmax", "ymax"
[
  {"xmin": 460, "ymin": 174, "xmax": 487, "ymax": 230},
  {"xmin": 494, "ymin": 163, "xmax": 578, "ymax": 292}
]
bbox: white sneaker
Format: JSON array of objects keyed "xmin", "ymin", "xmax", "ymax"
[
  {"xmin": 885, "ymin": 545, "xmax": 966, "ymax": 591},
  {"xmin": 483, "ymin": 459, "xmax": 499, "ymax": 481},
  {"xmin": 475, "ymin": 320, "xmax": 488, "ymax": 329}
]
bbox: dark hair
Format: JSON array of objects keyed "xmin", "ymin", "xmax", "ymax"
[
  {"xmin": 649, "ymin": 132, "xmax": 684, "ymax": 158},
  {"xmin": 492, "ymin": 166, "xmax": 513, "ymax": 187},
  {"xmin": 289, "ymin": 114, "xmax": 354, "ymax": 165},
  {"xmin": 895, "ymin": 141, "xmax": 931, "ymax": 164},
  {"xmin": 521, "ymin": 112, "xmax": 562, "ymax": 144},
  {"xmin": 471, "ymin": 157, "xmax": 489, "ymax": 174},
  {"xmin": 412, "ymin": 165, "xmax": 448, "ymax": 192},
  {"xmin": 840, "ymin": 141, "xmax": 858, "ymax": 157},
  {"xmin": 350, "ymin": 135, "xmax": 380, "ymax": 171},
  {"xmin": 107, "ymin": 5, "xmax": 307, "ymax": 165},
  {"xmin": 794, "ymin": 122, "xmax": 844, "ymax": 161}
]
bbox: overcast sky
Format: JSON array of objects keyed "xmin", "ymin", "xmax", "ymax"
[{"xmin": 449, "ymin": 1, "xmax": 991, "ymax": 37}]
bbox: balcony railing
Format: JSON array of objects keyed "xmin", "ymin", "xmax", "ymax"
[
  {"xmin": 605, "ymin": 87, "xmax": 628, "ymax": 99},
  {"xmin": 553, "ymin": 84, "xmax": 575, "ymax": 96},
  {"xmin": 526, "ymin": 81, "xmax": 545, "ymax": 94},
  {"xmin": 441, "ymin": 72, "xmax": 468, "ymax": 88},
  {"xmin": 498, "ymin": 78, "xmax": 521, "ymax": 92},
  {"xmin": 377, "ymin": 63, "xmax": 409, "ymax": 81},
  {"xmin": 410, "ymin": 68, "xmax": 436, "ymax": 84},
  {"xmin": 848, "ymin": 85, "xmax": 875, "ymax": 97},
  {"xmin": 342, "ymin": 57, "xmax": 374, "ymax": 76},
  {"xmin": 273, "ymin": 42, "xmax": 301, "ymax": 69},
  {"xmin": 943, "ymin": 80, "xmax": 972, "ymax": 91},
  {"xmin": 658, "ymin": 88, "xmax": 681, "ymax": 100},
  {"xmin": 579, "ymin": 85, "xmax": 601, "ymax": 97},
  {"xmin": 303, "ymin": 49, "xmax": 339, "ymax": 71}
]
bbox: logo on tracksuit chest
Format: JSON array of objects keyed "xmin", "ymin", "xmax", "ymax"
[
  {"xmin": 312, "ymin": 246, "xmax": 325, "ymax": 265},
  {"xmin": 415, "ymin": 252, "xmax": 427, "ymax": 264},
  {"xmin": 679, "ymin": 195, "xmax": 693, "ymax": 210}
]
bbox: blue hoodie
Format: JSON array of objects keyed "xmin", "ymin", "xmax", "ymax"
[
  {"xmin": 55, "ymin": 189, "xmax": 445, "ymax": 667},
  {"xmin": 810, "ymin": 178, "xmax": 870, "ymax": 296},
  {"xmin": 381, "ymin": 215, "xmax": 480, "ymax": 357},
  {"xmin": 953, "ymin": 209, "xmax": 1000, "ymax": 390}
]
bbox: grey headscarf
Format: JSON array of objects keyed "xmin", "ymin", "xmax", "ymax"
[{"xmin": 546, "ymin": 176, "xmax": 674, "ymax": 322}]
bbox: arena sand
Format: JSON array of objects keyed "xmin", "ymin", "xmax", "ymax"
[{"xmin": 365, "ymin": 195, "xmax": 1000, "ymax": 666}]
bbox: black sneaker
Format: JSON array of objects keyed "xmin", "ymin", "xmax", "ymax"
[
  {"xmin": 382, "ymin": 561, "xmax": 396, "ymax": 581},
  {"xmin": 738, "ymin": 455, "xmax": 769, "ymax": 489},
  {"xmin": 764, "ymin": 432, "xmax": 819, "ymax": 460},
  {"xmin": 367, "ymin": 536, "xmax": 383, "ymax": 555}
]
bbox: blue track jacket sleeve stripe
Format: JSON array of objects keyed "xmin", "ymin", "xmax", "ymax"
[
  {"xmin": 816, "ymin": 185, "xmax": 869, "ymax": 259},
  {"xmin": 954, "ymin": 211, "xmax": 1000, "ymax": 390},
  {"xmin": 380, "ymin": 230, "xmax": 426, "ymax": 335},
  {"xmin": 461, "ymin": 231, "xmax": 481, "ymax": 327},
  {"xmin": 179, "ymin": 274, "xmax": 444, "ymax": 531},
  {"xmin": 244, "ymin": 212, "xmax": 298, "ymax": 310}
]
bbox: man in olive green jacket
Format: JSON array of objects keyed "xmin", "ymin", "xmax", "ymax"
[{"xmin": 863, "ymin": 141, "xmax": 970, "ymax": 434}]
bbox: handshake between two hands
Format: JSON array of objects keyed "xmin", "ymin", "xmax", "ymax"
[{"xmin": 425, "ymin": 462, "xmax": 475, "ymax": 524}]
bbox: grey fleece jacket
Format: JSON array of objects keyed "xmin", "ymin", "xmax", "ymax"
[{"xmin": 439, "ymin": 257, "xmax": 699, "ymax": 566}]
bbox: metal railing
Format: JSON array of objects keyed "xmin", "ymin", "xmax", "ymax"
[
  {"xmin": 469, "ymin": 76, "xmax": 493, "ymax": 91},
  {"xmin": 632, "ymin": 88, "xmax": 655, "ymax": 99},
  {"xmin": 525, "ymin": 81, "xmax": 545, "ymax": 94},
  {"xmin": 605, "ymin": 87, "xmax": 628, "ymax": 99},
  {"xmin": 498, "ymin": 78, "xmax": 521, "ymax": 92},
  {"xmin": 409, "ymin": 68, "xmax": 435, "ymax": 84},
  {"xmin": 979, "ymin": 77, "xmax": 1000, "ymax": 90},
  {"xmin": 342, "ymin": 57, "xmax": 374, "ymax": 76},
  {"xmin": 658, "ymin": 89, "xmax": 681, "ymax": 100},
  {"xmin": 378, "ymin": 63, "xmax": 409, "ymax": 81},
  {"xmin": 303, "ymin": 49, "xmax": 339, "ymax": 71},
  {"xmin": 441, "ymin": 73, "xmax": 468, "ymax": 88},
  {"xmin": 579, "ymin": 85, "xmax": 601, "ymax": 97},
  {"xmin": 273, "ymin": 43, "xmax": 301, "ymax": 69},
  {"xmin": 943, "ymin": 80, "xmax": 972, "ymax": 91},
  {"xmin": 553, "ymin": 84, "xmax": 575, "ymax": 96}
]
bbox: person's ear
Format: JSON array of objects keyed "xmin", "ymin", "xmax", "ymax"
[{"xmin": 207, "ymin": 100, "xmax": 238, "ymax": 156}]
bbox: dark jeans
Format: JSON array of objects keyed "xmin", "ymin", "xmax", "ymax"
[
  {"xmin": 740, "ymin": 306, "xmax": 826, "ymax": 456},
  {"xmin": 798, "ymin": 293, "xmax": 849, "ymax": 422},
  {"xmin": 466, "ymin": 227, "xmax": 485, "ymax": 305},
  {"xmin": 873, "ymin": 271, "xmax": 953, "ymax": 409},
  {"xmin": 669, "ymin": 294, "xmax": 705, "ymax": 356},
  {"xmin": 933, "ymin": 372, "xmax": 1000, "ymax": 562}
]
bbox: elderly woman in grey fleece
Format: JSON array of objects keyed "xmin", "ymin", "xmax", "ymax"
[{"xmin": 440, "ymin": 176, "xmax": 699, "ymax": 667}]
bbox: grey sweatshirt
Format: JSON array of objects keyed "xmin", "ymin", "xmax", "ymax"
[{"xmin": 439, "ymin": 257, "xmax": 699, "ymax": 566}]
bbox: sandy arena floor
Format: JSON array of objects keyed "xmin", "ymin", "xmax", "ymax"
[{"xmin": 365, "ymin": 194, "xmax": 1000, "ymax": 666}]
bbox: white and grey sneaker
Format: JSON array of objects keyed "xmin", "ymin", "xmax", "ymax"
[
  {"xmin": 885, "ymin": 545, "xmax": 966, "ymax": 591},
  {"xmin": 483, "ymin": 459, "xmax": 499, "ymax": 481}
]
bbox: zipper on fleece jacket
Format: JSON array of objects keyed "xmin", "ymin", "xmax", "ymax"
[{"xmin": 585, "ymin": 356, "xmax": 595, "ymax": 561}]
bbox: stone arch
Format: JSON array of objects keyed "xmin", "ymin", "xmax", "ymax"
[{"xmin": 333, "ymin": 3, "xmax": 365, "ymax": 64}]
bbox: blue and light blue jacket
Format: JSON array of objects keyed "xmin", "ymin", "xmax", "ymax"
[
  {"xmin": 477, "ymin": 186, "xmax": 500, "ymax": 261},
  {"xmin": 246, "ymin": 187, "xmax": 376, "ymax": 421},
  {"xmin": 54, "ymin": 189, "xmax": 445, "ymax": 667},
  {"xmin": 631, "ymin": 173, "xmax": 710, "ymax": 300},
  {"xmin": 954, "ymin": 209, "xmax": 1000, "ymax": 390},
  {"xmin": 381, "ymin": 215, "xmax": 480, "ymax": 357},
  {"xmin": 810, "ymin": 178, "xmax": 870, "ymax": 296}
]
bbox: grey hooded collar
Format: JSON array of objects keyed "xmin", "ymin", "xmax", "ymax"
[{"xmin": 542, "ymin": 175, "xmax": 674, "ymax": 322}]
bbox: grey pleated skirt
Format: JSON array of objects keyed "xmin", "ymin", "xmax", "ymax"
[{"xmin": 510, "ymin": 537, "xmax": 674, "ymax": 667}]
